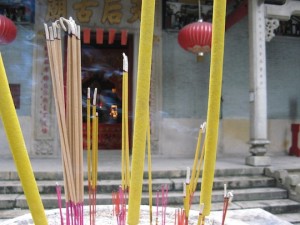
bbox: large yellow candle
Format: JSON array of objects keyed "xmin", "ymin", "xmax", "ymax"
[
  {"xmin": 127, "ymin": 0, "xmax": 155, "ymax": 224},
  {"xmin": 0, "ymin": 54, "xmax": 48, "ymax": 224},
  {"xmin": 199, "ymin": 0, "xmax": 227, "ymax": 217},
  {"xmin": 87, "ymin": 88, "xmax": 91, "ymax": 186}
]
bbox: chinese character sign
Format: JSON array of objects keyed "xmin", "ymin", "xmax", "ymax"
[
  {"xmin": 73, "ymin": 1, "xmax": 99, "ymax": 23},
  {"xmin": 101, "ymin": 0, "xmax": 123, "ymax": 25},
  {"xmin": 46, "ymin": 0, "xmax": 67, "ymax": 22},
  {"xmin": 69, "ymin": 0, "xmax": 141, "ymax": 26},
  {"xmin": 127, "ymin": 0, "xmax": 141, "ymax": 24}
]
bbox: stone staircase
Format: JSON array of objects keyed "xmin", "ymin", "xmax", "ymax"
[{"xmin": 0, "ymin": 167, "xmax": 300, "ymax": 224}]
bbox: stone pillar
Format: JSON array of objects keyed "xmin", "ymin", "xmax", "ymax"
[
  {"xmin": 246, "ymin": 0, "xmax": 270, "ymax": 166},
  {"xmin": 148, "ymin": 0, "xmax": 163, "ymax": 154}
]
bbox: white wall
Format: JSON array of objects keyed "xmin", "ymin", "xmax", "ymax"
[{"xmin": 160, "ymin": 16, "xmax": 300, "ymax": 157}]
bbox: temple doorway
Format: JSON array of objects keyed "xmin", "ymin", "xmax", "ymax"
[{"xmin": 81, "ymin": 32, "xmax": 133, "ymax": 150}]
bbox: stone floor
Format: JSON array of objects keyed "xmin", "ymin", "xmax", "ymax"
[{"xmin": 0, "ymin": 151, "xmax": 300, "ymax": 224}]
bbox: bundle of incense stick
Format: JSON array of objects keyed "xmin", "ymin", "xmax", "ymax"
[
  {"xmin": 175, "ymin": 209, "xmax": 187, "ymax": 225},
  {"xmin": 112, "ymin": 186, "xmax": 127, "ymax": 225},
  {"xmin": 181, "ymin": 122, "xmax": 206, "ymax": 224},
  {"xmin": 44, "ymin": 17, "xmax": 84, "ymax": 224},
  {"xmin": 121, "ymin": 53, "xmax": 130, "ymax": 192}
]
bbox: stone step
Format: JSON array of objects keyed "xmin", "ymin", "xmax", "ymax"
[
  {"xmin": 0, "ymin": 175, "xmax": 276, "ymax": 194},
  {"xmin": 0, "ymin": 167, "xmax": 265, "ymax": 181},
  {"xmin": 224, "ymin": 199, "xmax": 300, "ymax": 215},
  {"xmin": 0, "ymin": 187, "xmax": 287, "ymax": 210},
  {"xmin": 190, "ymin": 199, "xmax": 300, "ymax": 216},
  {"xmin": 277, "ymin": 212, "xmax": 300, "ymax": 224}
]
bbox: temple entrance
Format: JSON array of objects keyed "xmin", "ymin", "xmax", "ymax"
[{"xmin": 81, "ymin": 32, "xmax": 133, "ymax": 150}]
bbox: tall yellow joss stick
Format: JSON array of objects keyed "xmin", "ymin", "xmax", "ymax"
[
  {"xmin": 122, "ymin": 73, "xmax": 125, "ymax": 189},
  {"xmin": 92, "ymin": 88, "xmax": 98, "ymax": 190},
  {"xmin": 189, "ymin": 124, "xmax": 203, "ymax": 194},
  {"xmin": 121, "ymin": 53, "xmax": 128, "ymax": 190},
  {"xmin": 0, "ymin": 54, "xmax": 48, "ymax": 225},
  {"xmin": 124, "ymin": 55, "xmax": 130, "ymax": 189},
  {"xmin": 87, "ymin": 88, "xmax": 91, "ymax": 188},
  {"xmin": 127, "ymin": 0, "xmax": 156, "ymax": 224},
  {"xmin": 199, "ymin": 0, "xmax": 227, "ymax": 217},
  {"xmin": 193, "ymin": 123, "xmax": 206, "ymax": 193}
]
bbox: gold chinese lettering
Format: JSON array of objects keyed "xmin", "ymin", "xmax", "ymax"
[
  {"xmin": 73, "ymin": 1, "xmax": 99, "ymax": 23},
  {"xmin": 101, "ymin": 0, "xmax": 123, "ymax": 25},
  {"xmin": 127, "ymin": 0, "xmax": 141, "ymax": 23},
  {"xmin": 45, "ymin": 0, "xmax": 66, "ymax": 22}
]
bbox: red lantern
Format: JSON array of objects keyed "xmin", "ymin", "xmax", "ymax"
[
  {"xmin": 0, "ymin": 15, "xmax": 17, "ymax": 45},
  {"xmin": 178, "ymin": 21, "xmax": 212, "ymax": 55}
]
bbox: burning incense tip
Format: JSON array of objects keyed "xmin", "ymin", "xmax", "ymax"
[
  {"xmin": 200, "ymin": 122, "xmax": 206, "ymax": 133},
  {"xmin": 44, "ymin": 24, "xmax": 49, "ymax": 40},
  {"xmin": 87, "ymin": 88, "xmax": 90, "ymax": 99},
  {"xmin": 93, "ymin": 88, "xmax": 97, "ymax": 106},
  {"xmin": 224, "ymin": 183, "xmax": 227, "ymax": 198},
  {"xmin": 199, "ymin": 203, "xmax": 204, "ymax": 214},
  {"xmin": 228, "ymin": 191, "xmax": 234, "ymax": 203},
  {"xmin": 123, "ymin": 53, "xmax": 128, "ymax": 72},
  {"xmin": 76, "ymin": 25, "xmax": 81, "ymax": 39},
  {"xmin": 49, "ymin": 26, "xmax": 54, "ymax": 41}
]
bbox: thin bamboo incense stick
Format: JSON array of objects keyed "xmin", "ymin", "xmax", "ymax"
[
  {"xmin": 122, "ymin": 53, "xmax": 130, "ymax": 191},
  {"xmin": 70, "ymin": 21, "xmax": 81, "ymax": 205},
  {"xmin": 147, "ymin": 121, "xmax": 153, "ymax": 224},
  {"xmin": 92, "ymin": 88, "xmax": 97, "ymax": 190},
  {"xmin": 194, "ymin": 141, "xmax": 205, "ymax": 193},
  {"xmin": 95, "ymin": 111, "xmax": 99, "ymax": 185},
  {"xmin": 0, "ymin": 54, "xmax": 48, "ymax": 225},
  {"xmin": 192, "ymin": 123, "xmax": 206, "ymax": 193},
  {"xmin": 199, "ymin": 0, "xmax": 227, "ymax": 216},
  {"xmin": 76, "ymin": 25, "xmax": 84, "ymax": 204},
  {"xmin": 52, "ymin": 22, "xmax": 64, "ymax": 100},
  {"xmin": 122, "ymin": 68, "xmax": 126, "ymax": 189},
  {"xmin": 190, "ymin": 125, "xmax": 203, "ymax": 194},
  {"xmin": 127, "ymin": 1, "xmax": 156, "ymax": 224},
  {"xmin": 197, "ymin": 203, "xmax": 205, "ymax": 225},
  {"xmin": 91, "ymin": 88, "xmax": 98, "ymax": 225},
  {"xmin": 124, "ymin": 56, "xmax": 130, "ymax": 190}
]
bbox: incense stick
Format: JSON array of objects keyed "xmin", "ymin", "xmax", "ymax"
[
  {"xmin": 122, "ymin": 53, "xmax": 130, "ymax": 191},
  {"xmin": 190, "ymin": 123, "xmax": 205, "ymax": 194},
  {"xmin": 147, "ymin": 121, "xmax": 153, "ymax": 224}
]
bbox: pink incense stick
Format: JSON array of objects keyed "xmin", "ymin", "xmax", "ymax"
[
  {"xmin": 55, "ymin": 183, "xmax": 64, "ymax": 225},
  {"xmin": 222, "ymin": 197, "xmax": 229, "ymax": 225},
  {"xmin": 161, "ymin": 184, "xmax": 169, "ymax": 225}
]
